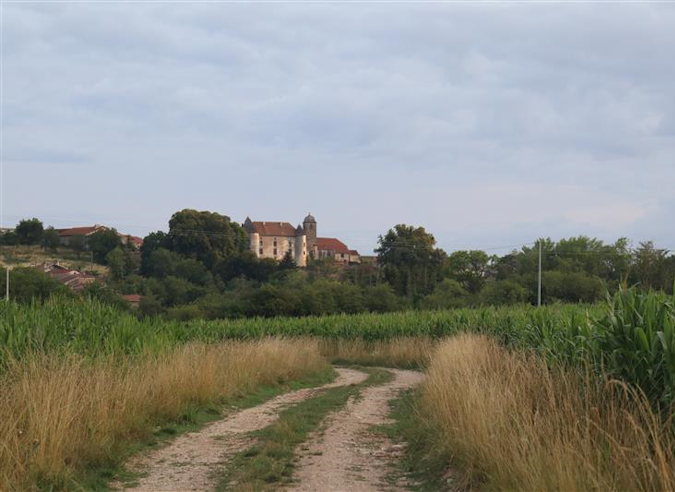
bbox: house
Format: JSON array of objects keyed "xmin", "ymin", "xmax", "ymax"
[
  {"xmin": 56, "ymin": 225, "xmax": 143, "ymax": 249},
  {"xmin": 56, "ymin": 225, "xmax": 107, "ymax": 247},
  {"xmin": 119, "ymin": 234, "xmax": 144, "ymax": 248},
  {"xmin": 243, "ymin": 213, "xmax": 359, "ymax": 267},
  {"xmin": 37, "ymin": 263, "xmax": 97, "ymax": 292}
]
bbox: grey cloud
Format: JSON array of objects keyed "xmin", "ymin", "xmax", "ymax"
[{"xmin": 3, "ymin": 2, "xmax": 675, "ymax": 251}]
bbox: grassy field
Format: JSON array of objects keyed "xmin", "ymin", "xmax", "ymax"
[
  {"xmin": 2, "ymin": 288, "xmax": 674, "ymax": 490},
  {"xmin": 0, "ymin": 245, "xmax": 109, "ymax": 275}
]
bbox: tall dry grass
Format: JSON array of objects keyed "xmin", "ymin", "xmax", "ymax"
[
  {"xmin": 0, "ymin": 338, "xmax": 328, "ymax": 491},
  {"xmin": 421, "ymin": 334, "xmax": 675, "ymax": 492},
  {"xmin": 319, "ymin": 337, "xmax": 434, "ymax": 367}
]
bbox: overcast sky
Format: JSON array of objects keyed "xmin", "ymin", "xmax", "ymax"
[{"xmin": 2, "ymin": 1, "xmax": 674, "ymax": 254}]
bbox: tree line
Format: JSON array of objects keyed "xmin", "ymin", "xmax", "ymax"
[{"xmin": 1, "ymin": 210, "xmax": 674, "ymax": 318}]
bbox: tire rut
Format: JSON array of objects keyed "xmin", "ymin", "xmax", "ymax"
[
  {"xmin": 289, "ymin": 368, "xmax": 425, "ymax": 492},
  {"xmin": 117, "ymin": 367, "xmax": 369, "ymax": 491}
]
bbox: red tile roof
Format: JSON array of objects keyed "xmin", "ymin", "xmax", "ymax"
[
  {"xmin": 315, "ymin": 237, "xmax": 350, "ymax": 255},
  {"xmin": 57, "ymin": 226, "xmax": 105, "ymax": 237},
  {"xmin": 348, "ymin": 250, "xmax": 359, "ymax": 255},
  {"xmin": 251, "ymin": 221, "xmax": 298, "ymax": 237}
]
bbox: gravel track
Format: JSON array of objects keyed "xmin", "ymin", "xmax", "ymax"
[
  {"xmin": 289, "ymin": 368, "xmax": 425, "ymax": 492},
  {"xmin": 118, "ymin": 368, "xmax": 369, "ymax": 491}
]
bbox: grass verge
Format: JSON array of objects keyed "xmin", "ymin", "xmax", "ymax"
[
  {"xmin": 1, "ymin": 339, "xmax": 330, "ymax": 491},
  {"xmin": 376, "ymin": 389, "xmax": 453, "ymax": 492},
  {"xmin": 217, "ymin": 367, "xmax": 393, "ymax": 492},
  {"xmin": 82, "ymin": 368, "xmax": 337, "ymax": 491}
]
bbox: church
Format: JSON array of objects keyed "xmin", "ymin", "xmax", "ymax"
[{"xmin": 243, "ymin": 214, "xmax": 360, "ymax": 267}]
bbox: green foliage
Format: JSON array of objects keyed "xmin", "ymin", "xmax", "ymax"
[
  {"xmin": 15, "ymin": 218, "xmax": 44, "ymax": 245},
  {"xmin": 88, "ymin": 229, "xmax": 122, "ymax": 263},
  {"xmin": 444, "ymin": 250, "xmax": 492, "ymax": 294},
  {"xmin": 167, "ymin": 209, "xmax": 248, "ymax": 269},
  {"xmin": 42, "ymin": 227, "xmax": 61, "ymax": 252},
  {"xmin": 419, "ymin": 279, "xmax": 471, "ymax": 310},
  {"xmin": 2, "ymin": 289, "xmax": 675, "ymax": 407},
  {"xmin": 375, "ymin": 224, "xmax": 446, "ymax": 298},
  {"xmin": 480, "ymin": 280, "xmax": 528, "ymax": 306},
  {"xmin": 0, "ymin": 267, "xmax": 71, "ymax": 304}
]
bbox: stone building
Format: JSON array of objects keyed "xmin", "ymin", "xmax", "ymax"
[
  {"xmin": 243, "ymin": 217, "xmax": 309, "ymax": 267},
  {"xmin": 243, "ymin": 214, "xmax": 359, "ymax": 267}
]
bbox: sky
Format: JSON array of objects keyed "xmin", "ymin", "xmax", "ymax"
[{"xmin": 2, "ymin": 1, "xmax": 674, "ymax": 255}]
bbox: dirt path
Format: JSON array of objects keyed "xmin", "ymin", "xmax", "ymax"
[
  {"xmin": 290, "ymin": 368, "xmax": 425, "ymax": 492},
  {"xmin": 119, "ymin": 368, "xmax": 369, "ymax": 491}
]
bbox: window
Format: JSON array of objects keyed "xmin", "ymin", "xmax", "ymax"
[
  {"xmin": 273, "ymin": 248, "xmax": 277, "ymax": 255},
  {"xmin": 259, "ymin": 240, "xmax": 262, "ymax": 246},
  {"xmin": 259, "ymin": 248, "xmax": 263, "ymax": 255}
]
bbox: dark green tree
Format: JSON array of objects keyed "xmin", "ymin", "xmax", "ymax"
[
  {"xmin": 444, "ymin": 250, "xmax": 492, "ymax": 294},
  {"xmin": 140, "ymin": 231, "xmax": 170, "ymax": 275},
  {"xmin": 15, "ymin": 218, "xmax": 44, "ymax": 245},
  {"xmin": 279, "ymin": 250, "xmax": 297, "ymax": 270},
  {"xmin": 167, "ymin": 209, "xmax": 248, "ymax": 269},
  {"xmin": 0, "ymin": 267, "xmax": 70, "ymax": 303},
  {"xmin": 42, "ymin": 227, "xmax": 60, "ymax": 252},
  {"xmin": 88, "ymin": 229, "xmax": 122, "ymax": 263},
  {"xmin": 375, "ymin": 224, "xmax": 445, "ymax": 298},
  {"xmin": 69, "ymin": 235, "xmax": 87, "ymax": 259}
]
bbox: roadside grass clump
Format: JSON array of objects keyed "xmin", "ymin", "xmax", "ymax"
[
  {"xmin": 419, "ymin": 334, "xmax": 675, "ymax": 492},
  {"xmin": 0, "ymin": 339, "xmax": 329, "ymax": 491}
]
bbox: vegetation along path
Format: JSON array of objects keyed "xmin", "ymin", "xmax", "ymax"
[
  {"xmin": 120, "ymin": 368, "xmax": 369, "ymax": 491},
  {"xmin": 291, "ymin": 368, "xmax": 425, "ymax": 492}
]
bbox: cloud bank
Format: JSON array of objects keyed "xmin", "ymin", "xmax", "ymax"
[{"xmin": 4, "ymin": 2, "xmax": 675, "ymax": 252}]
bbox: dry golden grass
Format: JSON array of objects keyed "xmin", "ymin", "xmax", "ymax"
[
  {"xmin": 421, "ymin": 334, "xmax": 675, "ymax": 491},
  {"xmin": 0, "ymin": 339, "xmax": 328, "ymax": 491},
  {"xmin": 319, "ymin": 337, "xmax": 434, "ymax": 367}
]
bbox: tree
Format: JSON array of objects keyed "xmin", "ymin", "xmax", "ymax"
[
  {"xmin": 15, "ymin": 218, "xmax": 44, "ymax": 245},
  {"xmin": 42, "ymin": 227, "xmax": 60, "ymax": 252},
  {"xmin": 279, "ymin": 250, "xmax": 297, "ymax": 270},
  {"xmin": 632, "ymin": 242, "xmax": 670, "ymax": 291},
  {"xmin": 480, "ymin": 280, "xmax": 529, "ymax": 306},
  {"xmin": 167, "ymin": 209, "xmax": 248, "ymax": 269},
  {"xmin": 375, "ymin": 224, "xmax": 446, "ymax": 298},
  {"xmin": 140, "ymin": 231, "xmax": 170, "ymax": 275},
  {"xmin": 69, "ymin": 235, "xmax": 87, "ymax": 259},
  {"xmin": 88, "ymin": 229, "xmax": 122, "ymax": 263},
  {"xmin": 444, "ymin": 250, "xmax": 492, "ymax": 294},
  {"xmin": 106, "ymin": 247, "xmax": 127, "ymax": 280},
  {"xmin": 0, "ymin": 267, "xmax": 70, "ymax": 303},
  {"xmin": 0, "ymin": 230, "xmax": 19, "ymax": 246},
  {"xmin": 420, "ymin": 279, "xmax": 471, "ymax": 309}
]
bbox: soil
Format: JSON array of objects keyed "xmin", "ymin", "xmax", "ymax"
[
  {"xmin": 119, "ymin": 368, "xmax": 368, "ymax": 491},
  {"xmin": 289, "ymin": 369, "xmax": 425, "ymax": 492}
]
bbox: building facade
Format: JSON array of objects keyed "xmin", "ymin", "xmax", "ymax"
[
  {"xmin": 243, "ymin": 214, "xmax": 359, "ymax": 267},
  {"xmin": 243, "ymin": 218, "xmax": 308, "ymax": 267}
]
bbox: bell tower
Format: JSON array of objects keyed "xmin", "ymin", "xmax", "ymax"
[{"xmin": 303, "ymin": 213, "xmax": 317, "ymax": 252}]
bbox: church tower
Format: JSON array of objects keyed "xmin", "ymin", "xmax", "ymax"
[{"xmin": 303, "ymin": 213, "xmax": 317, "ymax": 253}]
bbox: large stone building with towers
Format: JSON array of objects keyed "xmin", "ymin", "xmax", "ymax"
[{"xmin": 243, "ymin": 213, "xmax": 360, "ymax": 267}]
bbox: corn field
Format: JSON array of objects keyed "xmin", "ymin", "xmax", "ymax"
[{"xmin": 1, "ymin": 289, "xmax": 674, "ymax": 405}]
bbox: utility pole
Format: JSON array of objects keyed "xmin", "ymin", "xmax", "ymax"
[{"xmin": 537, "ymin": 241, "xmax": 542, "ymax": 307}]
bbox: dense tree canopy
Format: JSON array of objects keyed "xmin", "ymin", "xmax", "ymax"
[
  {"xmin": 15, "ymin": 218, "xmax": 44, "ymax": 245},
  {"xmin": 375, "ymin": 224, "xmax": 446, "ymax": 298},
  {"xmin": 167, "ymin": 209, "xmax": 248, "ymax": 269}
]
